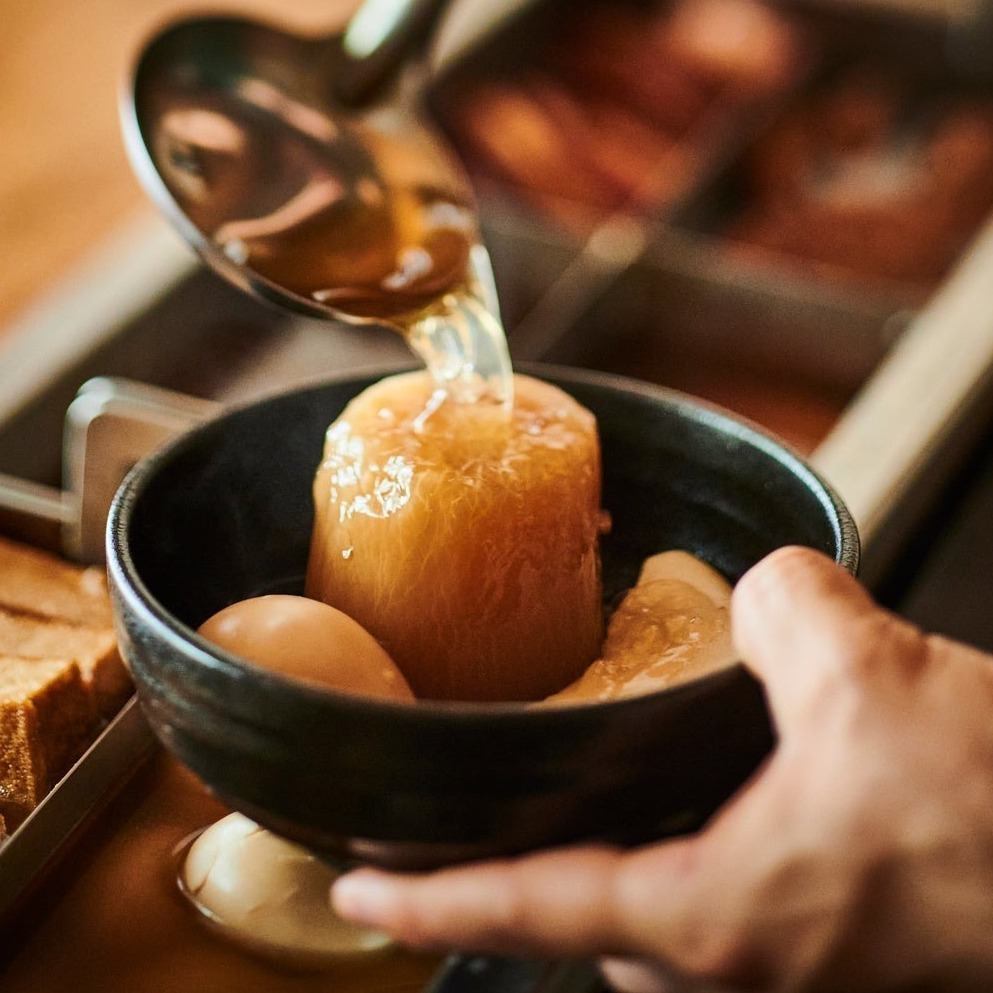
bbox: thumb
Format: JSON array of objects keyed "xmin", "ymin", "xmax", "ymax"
[{"xmin": 732, "ymin": 546, "xmax": 926, "ymax": 732}]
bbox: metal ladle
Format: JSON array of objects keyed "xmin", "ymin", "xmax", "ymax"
[{"xmin": 120, "ymin": 0, "xmax": 505, "ymax": 337}]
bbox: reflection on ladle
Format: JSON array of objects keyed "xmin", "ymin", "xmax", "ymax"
[{"xmin": 131, "ymin": 18, "xmax": 513, "ymax": 407}]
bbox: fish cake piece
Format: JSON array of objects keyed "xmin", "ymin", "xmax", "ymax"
[
  {"xmin": 545, "ymin": 551, "xmax": 734, "ymax": 705},
  {"xmin": 0, "ymin": 607, "xmax": 129, "ymax": 718},
  {"xmin": 0, "ymin": 536, "xmax": 112, "ymax": 628},
  {"xmin": 0, "ymin": 657, "xmax": 95, "ymax": 822}
]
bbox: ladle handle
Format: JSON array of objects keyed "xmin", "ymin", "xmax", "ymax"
[{"xmin": 336, "ymin": 0, "xmax": 453, "ymax": 105}]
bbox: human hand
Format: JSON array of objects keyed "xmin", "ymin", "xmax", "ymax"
[{"xmin": 332, "ymin": 547, "xmax": 993, "ymax": 992}]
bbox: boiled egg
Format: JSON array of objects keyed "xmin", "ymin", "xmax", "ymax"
[
  {"xmin": 198, "ymin": 595, "xmax": 414, "ymax": 702},
  {"xmin": 179, "ymin": 812, "xmax": 392, "ymax": 967}
]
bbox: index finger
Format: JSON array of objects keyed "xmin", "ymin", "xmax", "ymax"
[
  {"xmin": 330, "ymin": 819, "xmax": 777, "ymax": 982},
  {"xmin": 332, "ymin": 846, "xmax": 631, "ymax": 956}
]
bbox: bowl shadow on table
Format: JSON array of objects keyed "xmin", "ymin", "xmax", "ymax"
[{"xmin": 107, "ymin": 365, "xmax": 858, "ymax": 871}]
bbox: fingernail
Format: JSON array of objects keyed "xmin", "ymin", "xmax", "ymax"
[{"xmin": 332, "ymin": 871, "xmax": 395, "ymax": 924}]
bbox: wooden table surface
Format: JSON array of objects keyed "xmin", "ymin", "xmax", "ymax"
[{"xmin": 0, "ymin": 0, "xmax": 352, "ymax": 334}]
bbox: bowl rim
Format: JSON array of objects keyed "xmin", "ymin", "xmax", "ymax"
[{"xmin": 106, "ymin": 362, "xmax": 860, "ymax": 722}]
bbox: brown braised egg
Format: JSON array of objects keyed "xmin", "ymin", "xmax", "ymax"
[
  {"xmin": 544, "ymin": 551, "xmax": 735, "ymax": 705},
  {"xmin": 179, "ymin": 812, "xmax": 393, "ymax": 967},
  {"xmin": 198, "ymin": 594, "xmax": 413, "ymax": 702}
]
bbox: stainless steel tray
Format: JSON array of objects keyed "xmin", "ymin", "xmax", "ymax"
[
  {"xmin": 0, "ymin": 699, "xmax": 154, "ymax": 918},
  {"xmin": 429, "ymin": 0, "xmax": 993, "ymax": 392}
]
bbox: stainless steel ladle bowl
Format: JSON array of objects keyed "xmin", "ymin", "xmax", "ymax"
[{"xmin": 120, "ymin": 0, "xmax": 504, "ymax": 329}]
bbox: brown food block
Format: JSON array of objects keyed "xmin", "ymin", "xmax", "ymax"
[
  {"xmin": 0, "ymin": 607, "xmax": 130, "ymax": 718},
  {"xmin": 0, "ymin": 812, "xmax": 6, "ymax": 840},
  {"xmin": 0, "ymin": 657, "xmax": 95, "ymax": 821},
  {"xmin": 0, "ymin": 536, "xmax": 112, "ymax": 628}
]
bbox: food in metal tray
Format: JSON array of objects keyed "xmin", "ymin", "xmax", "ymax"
[
  {"xmin": 0, "ymin": 537, "xmax": 112, "ymax": 628},
  {"xmin": 0, "ymin": 657, "xmax": 94, "ymax": 821},
  {"xmin": 0, "ymin": 537, "xmax": 129, "ymax": 826},
  {"xmin": 0, "ymin": 609, "xmax": 128, "ymax": 719},
  {"xmin": 440, "ymin": 0, "xmax": 804, "ymax": 227},
  {"xmin": 724, "ymin": 66, "xmax": 993, "ymax": 288}
]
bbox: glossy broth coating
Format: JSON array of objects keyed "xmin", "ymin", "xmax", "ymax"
[{"xmin": 545, "ymin": 551, "xmax": 735, "ymax": 704}]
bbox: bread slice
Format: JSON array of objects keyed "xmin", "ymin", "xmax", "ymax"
[
  {"xmin": 0, "ymin": 607, "xmax": 129, "ymax": 718},
  {"xmin": 0, "ymin": 657, "xmax": 95, "ymax": 823},
  {"xmin": 0, "ymin": 536, "xmax": 112, "ymax": 628}
]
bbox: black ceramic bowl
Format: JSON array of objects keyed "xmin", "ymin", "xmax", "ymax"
[{"xmin": 108, "ymin": 365, "xmax": 858, "ymax": 869}]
